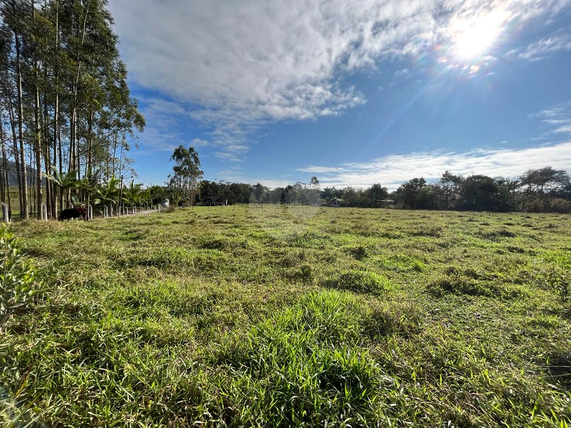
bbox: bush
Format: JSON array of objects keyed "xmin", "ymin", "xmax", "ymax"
[
  {"xmin": 0, "ymin": 225, "xmax": 40, "ymax": 323},
  {"xmin": 548, "ymin": 198, "xmax": 571, "ymax": 214},
  {"xmin": 524, "ymin": 198, "xmax": 546, "ymax": 213}
]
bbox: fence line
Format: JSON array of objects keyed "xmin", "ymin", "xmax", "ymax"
[
  {"xmin": 0, "ymin": 203, "xmax": 162, "ymax": 222},
  {"xmin": 93, "ymin": 205, "xmax": 161, "ymax": 221}
]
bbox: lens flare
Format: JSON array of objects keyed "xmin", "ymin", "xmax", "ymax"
[{"xmin": 451, "ymin": 11, "xmax": 507, "ymax": 60}]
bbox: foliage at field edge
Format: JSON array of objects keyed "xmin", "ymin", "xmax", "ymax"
[
  {"xmin": 1, "ymin": 206, "xmax": 571, "ymax": 426},
  {"xmin": 201, "ymin": 166, "xmax": 571, "ymax": 213}
]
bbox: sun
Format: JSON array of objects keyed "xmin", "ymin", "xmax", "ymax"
[
  {"xmin": 455, "ymin": 23, "xmax": 497, "ymax": 59},
  {"xmin": 451, "ymin": 12, "xmax": 506, "ymax": 60}
]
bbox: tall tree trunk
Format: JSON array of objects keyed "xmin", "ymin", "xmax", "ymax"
[
  {"xmin": 58, "ymin": 126, "xmax": 63, "ymax": 210},
  {"xmin": 6, "ymin": 90, "xmax": 22, "ymax": 216},
  {"xmin": 112, "ymin": 133, "xmax": 118, "ymax": 178},
  {"xmin": 87, "ymin": 109, "xmax": 93, "ymax": 178},
  {"xmin": 69, "ymin": 108, "xmax": 76, "ymax": 173},
  {"xmin": 69, "ymin": 1, "xmax": 90, "ymax": 182},
  {"xmin": 32, "ymin": 0, "xmax": 43, "ymax": 219},
  {"xmin": 43, "ymin": 66, "xmax": 53, "ymax": 218},
  {"xmin": 14, "ymin": 27, "xmax": 28, "ymax": 220},
  {"xmin": 0, "ymin": 120, "xmax": 6, "ymax": 205},
  {"xmin": 35, "ymin": 90, "xmax": 43, "ymax": 219},
  {"xmin": 29, "ymin": 150, "xmax": 35, "ymax": 216}
]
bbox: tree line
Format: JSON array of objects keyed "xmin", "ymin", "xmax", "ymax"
[
  {"xmin": 193, "ymin": 167, "xmax": 571, "ymax": 213},
  {"xmin": 198, "ymin": 177, "xmax": 321, "ymax": 207},
  {"xmin": 387, "ymin": 167, "xmax": 570, "ymax": 212},
  {"xmin": 0, "ymin": 0, "xmax": 144, "ymax": 220}
]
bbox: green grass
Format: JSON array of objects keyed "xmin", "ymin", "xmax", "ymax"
[{"xmin": 1, "ymin": 205, "xmax": 571, "ymax": 426}]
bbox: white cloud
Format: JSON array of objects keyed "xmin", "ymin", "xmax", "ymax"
[
  {"xmin": 191, "ymin": 138, "xmax": 214, "ymax": 147},
  {"xmin": 214, "ymin": 168, "xmax": 293, "ymax": 188},
  {"xmin": 298, "ymin": 142, "xmax": 571, "ymax": 190},
  {"xmin": 511, "ymin": 32, "xmax": 571, "ymax": 61},
  {"xmin": 554, "ymin": 125, "xmax": 571, "ymax": 134},
  {"xmin": 215, "ymin": 151, "xmax": 246, "ymax": 163},
  {"xmin": 532, "ymin": 100, "xmax": 571, "ymax": 136},
  {"xmin": 297, "ymin": 166, "xmax": 349, "ymax": 174},
  {"xmin": 393, "ymin": 68, "xmax": 410, "ymax": 78},
  {"xmin": 109, "ymin": 0, "xmax": 570, "ymax": 151}
]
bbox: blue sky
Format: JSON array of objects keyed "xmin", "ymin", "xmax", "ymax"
[{"xmin": 108, "ymin": 0, "xmax": 571, "ymax": 189}]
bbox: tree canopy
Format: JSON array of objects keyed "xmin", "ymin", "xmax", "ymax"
[
  {"xmin": 167, "ymin": 145, "xmax": 203, "ymax": 207},
  {"xmin": 0, "ymin": 0, "xmax": 144, "ymax": 219}
]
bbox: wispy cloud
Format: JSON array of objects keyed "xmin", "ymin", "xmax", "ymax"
[
  {"xmin": 554, "ymin": 125, "xmax": 571, "ymax": 134},
  {"xmin": 214, "ymin": 144, "xmax": 250, "ymax": 163},
  {"xmin": 509, "ymin": 32, "xmax": 571, "ymax": 61},
  {"xmin": 191, "ymin": 138, "xmax": 214, "ymax": 148},
  {"xmin": 215, "ymin": 152, "xmax": 246, "ymax": 163},
  {"xmin": 110, "ymin": 0, "xmax": 570, "ymax": 153},
  {"xmin": 215, "ymin": 167, "xmax": 293, "ymax": 188},
  {"xmin": 297, "ymin": 142, "xmax": 571, "ymax": 190},
  {"xmin": 297, "ymin": 166, "xmax": 349, "ymax": 174},
  {"xmin": 532, "ymin": 100, "xmax": 571, "ymax": 136}
]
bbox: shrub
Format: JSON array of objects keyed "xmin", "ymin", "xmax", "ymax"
[
  {"xmin": 524, "ymin": 198, "xmax": 546, "ymax": 213},
  {"xmin": 0, "ymin": 225, "xmax": 40, "ymax": 323},
  {"xmin": 548, "ymin": 198, "xmax": 571, "ymax": 214}
]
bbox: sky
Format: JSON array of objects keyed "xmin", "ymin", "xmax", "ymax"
[{"xmin": 108, "ymin": 0, "xmax": 571, "ymax": 190}]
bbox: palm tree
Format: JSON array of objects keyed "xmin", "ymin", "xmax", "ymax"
[
  {"xmin": 42, "ymin": 167, "xmax": 79, "ymax": 214},
  {"xmin": 123, "ymin": 180, "xmax": 143, "ymax": 208},
  {"xmin": 95, "ymin": 177, "xmax": 120, "ymax": 216},
  {"xmin": 76, "ymin": 177, "xmax": 94, "ymax": 207}
]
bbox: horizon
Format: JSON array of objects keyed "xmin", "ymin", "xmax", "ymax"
[{"xmin": 109, "ymin": 0, "xmax": 571, "ymax": 189}]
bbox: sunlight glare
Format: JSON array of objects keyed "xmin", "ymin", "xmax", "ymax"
[{"xmin": 452, "ymin": 12, "xmax": 506, "ymax": 60}]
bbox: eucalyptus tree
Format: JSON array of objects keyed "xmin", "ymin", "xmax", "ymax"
[
  {"xmin": 168, "ymin": 145, "xmax": 203, "ymax": 207},
  {"xmin": 0, "ymin": 0, "xmax": 144, "ymax": 219}
]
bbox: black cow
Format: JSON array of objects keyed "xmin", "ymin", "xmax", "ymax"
[{"xmin": 59, "ymin": 207, "xmax": 88, "ymax": 221}]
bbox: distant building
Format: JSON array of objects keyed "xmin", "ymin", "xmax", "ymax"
[
  {"xmin": 329, "ymin": 198, "xmax": 341, "ymax": 207},
  {"xmin": 380, "ymin": 199, "xmax": 395, "ymax": 208}
]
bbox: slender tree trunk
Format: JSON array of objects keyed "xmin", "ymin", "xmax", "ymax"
[
  {"xmin": 0, "ymin": 120, "xmax": 6, "ymax": 205},
  {"xmin": 14, "ymin": 27, "xmax": 28, "ymax": 219},
  {"xmin": 69, "ymin": 107, "xmax": 75, "ymax": 173},
  {"xmin": 112, "ymin": 133, "xmax": 117, "ymax": 177},
  {"xmin": 30, "ymin": 0, "xmax": 42, "ymax": 218},
  {"xmin": 58, "ymin": 126, "xmax": 63, "ymax": 210},
  {"xmin": 43, "ymin": 67, "xmax": 53, "ymax": 218},
  {"xmin": 87, "ymin": 109, "xmax": 93, "ymax": 178},
  {"xmin": 52, "ymin": 0, "xmax": 61, "ymax": 216},
  {"xmin": 6, "ymin": 84, "xmax": 23, "ymax": 216},
  {"xmin": 32, "ymin": 3, "xmax": 42, "ymax": 218},
  {"xmin": 69, "ymin": 2, "xmax": 90, "ymax": 181},
  {"xmin": 29, "ymin": 150, "xmax": 35, "ymax": 216},
  {"xmin": 118, "ymin": 137, "xmax": 124, "ymax": 178}
]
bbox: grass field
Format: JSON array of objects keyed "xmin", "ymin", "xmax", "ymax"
[{"xmin": 2, "ymin": 205, "xmax": 571, "ymax": 426}]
